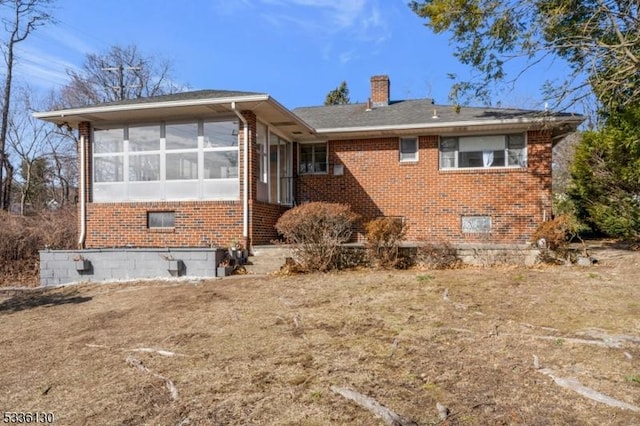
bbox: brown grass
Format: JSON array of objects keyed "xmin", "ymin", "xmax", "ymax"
[{"xmin": 1, "ymin": 246, "xmax": 639, "ymax": 425}]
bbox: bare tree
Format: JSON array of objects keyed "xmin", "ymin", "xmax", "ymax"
[
  {"xmin": 7, "ymin": 87, "xmax": 55, "ymax": 214},
  {"xmin": 58, "ymin": 44, "xmax": 184, "ymax": 108},
  {"xmin": 0, "ymin": 0, "xmax": 54, "ymax": 210}
]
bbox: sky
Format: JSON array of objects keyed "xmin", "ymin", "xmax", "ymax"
[{"xmin": 8, "ymin": 0, "xmax": 571, "ymax": 111}]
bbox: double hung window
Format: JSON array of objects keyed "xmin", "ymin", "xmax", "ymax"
[{"xmin": 399, "ymin": 137, "xmax": 418, "ymax": 162}]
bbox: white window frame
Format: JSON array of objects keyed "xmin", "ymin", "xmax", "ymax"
[
  {"xmin": 399, "ymin": 137, "xmax": 419, "ymax": 162},
  {"xmin": 92, "ymin": 119, "xmax": 240, "ymax": 202},
  {"xmin": 439, "ymin": 133, "xmax": 527, "ymax": 170},
  {"xmin": 298, "ymin": 142, "xmax": 328, "ymax": 174}
]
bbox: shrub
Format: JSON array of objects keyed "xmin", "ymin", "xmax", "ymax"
[
  {"xmin": 275, "ymin": 202, "xmax": 359, "ymax": 272},
  {"xmin": 415, "ymin": 241, "xmax": 461, "ymax": 269},
  {"xmin": 532, "ymin": 214, "xmax": 582, "ymax": 251},
  {"xmin": 365, "ymin": 217, "xmax": 407, "ymax": 269},
  {"xmin": 0, "ymin": 208, "xmax": 77, "ymax": 286},
  {"xmin": 532, "ymin": 214, "xmax": 586, "ymax": 263}
]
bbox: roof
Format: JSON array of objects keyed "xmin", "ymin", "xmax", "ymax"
[
  {"xmin": 293, "ymin": 99, "xmax": 584, "ymax": 140},
  {"xmin": 34, "ymin": 90, "xmax": 584, "ymax": 142},
  {"xmin": 84, "ymin": 89, "xmax": 266, "ymax": 107},
  {"xmin": 33, "ymin": 90, "xmax": 317, "ymax": 141}
]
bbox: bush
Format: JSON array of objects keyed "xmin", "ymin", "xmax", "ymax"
[
  {"xmin": 365, "ymin": 217, "xmax": 407, "ymax": 269},
  {"xmin": 532, "ymin": 214, "xmax": 581, "ymax": 251},
  {"xmin": 275, "ymin": 202, "xmax": 359, "ymax": 272},
  {"xmin": 0, "ymin": 208, "xmax": 77, "ymax": 286},
  {"xmin": 415, "ymin": 241, "xmax": 461, "ymax": 269},
  {"xmin": 531, "ymin": 214, "xmax": 585, "ymax": 263}
]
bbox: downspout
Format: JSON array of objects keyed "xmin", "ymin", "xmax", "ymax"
[
  {"xmin": 78, "ymin": 135, "xmax": 86, "ymax": 248},
  {"xmin": 231, "ymin": 102, "xmax": 249, "ymax": 243}
]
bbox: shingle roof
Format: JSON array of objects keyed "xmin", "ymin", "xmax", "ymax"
[
  {"xmin": 293, "ymin": 99, "xmax": 578, "ymax": 130},
  {"xmin": 84, "ymin": 89, "xmax": 266, "ymax": 108}
]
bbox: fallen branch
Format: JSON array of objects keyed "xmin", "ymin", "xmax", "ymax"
[
  {"xmin": 129, "ymin": 347, "xmax": 181, "ymax": 357},
  {"xmin": 387, "ymin": 338, "xmax": 399, "ymax": 359},
  {"xmin": 85, "ymin": 343, "xmax": 185, "ymax": 357},
  {"xmin": 126, "ymin": 356, "xmax": 178, "ymax": 401},
  {"xmin": 330, "ymin": 385, "xmax": 417, "ymax": 426},
  {"xmin": 533, "ymin": 357, "xmax": 640, "ymax": 412}
]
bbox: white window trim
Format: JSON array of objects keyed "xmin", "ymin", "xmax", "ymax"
[
  {"xmin": 298, "ymin": 142, "xmax": 328, "ymax": 175},
  {"xmin": 439, "ymin": 133, "xmax": 528, "ymax": 170},
  {"xmin": 399, "ymin": 136, "xmax": 419, "ymax": 163},
  {"xmin": 92, "ymin": 119, "xmax": 240, "ymax": 202}
]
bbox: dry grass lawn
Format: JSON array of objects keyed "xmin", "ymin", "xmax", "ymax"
[{"xmin": 1, "ymin": 246, "xmax": 640, "ymax": 425}]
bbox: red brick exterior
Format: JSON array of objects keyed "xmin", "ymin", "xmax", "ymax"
[
  {"xmin": 297, "ymin": 130, "xmax": 552, "ymax": 244},
  {"xmin": 77, "ymin": 112, "xmax": 553, "ymax": 249},
  {"xmin": 85, "ymin": 201, "xmax": 243, "ymax": 247},
  {"xmin": 250, "ymin": 201, "xmax": 289, "ymax": 244},
  {"xmin": 78, "ymin": 114, "xmax": 253, "ymax": 249}
]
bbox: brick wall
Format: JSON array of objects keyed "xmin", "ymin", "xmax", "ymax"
[
  {"xmin": 250, "ymin": 201, "xmax": 289, "ymax": 245},
  {"xmin": 77, "ymin": 115, "xmax": 552, "ymax": 249},
  {"xmin": 297, "ymin": 130, "xmax": 552, "ymax": 244},
  {"xmin": 85, "ymin": 201, "xmax": 244, "ymax": 248}
]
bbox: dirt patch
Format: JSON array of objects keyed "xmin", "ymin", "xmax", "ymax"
[{"xmin": 1, "ymin": 249, "xmax": 639, "ymax": 425}]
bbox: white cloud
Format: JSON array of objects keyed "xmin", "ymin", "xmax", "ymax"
[
  {"xmin": 15, "ymin": 46, "xmax": 77, "ymax": 89},
  {"xmin": 258, "ymin": 0, "xmax": 389, "ymax": 41},
  {"xmin": 256, "ymin": 0, "xmax": 390, "ymax": 63}
]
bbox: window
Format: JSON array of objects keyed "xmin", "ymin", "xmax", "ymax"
[
  {"xmin": 439, "ymin": 134, "xmax": 527, "ymax": 169},
  {"xmin": 400, "ymin": 137, "xmax": 418, "ymax": 162},
  {"xmin": 92, "ymin": 120, "xmax": 240, "ymax": 202},
  {"xmin": 256, "ymin": 122, "xmax": 268, "ymax": 183},
  {"xmin": 299, "ymin": 143, "xmax": 327, "ymax": 174},
  {"xmin": 94, "ymin": 128, "xmax": 124, "ymax": 182},
  {"xmin": 148, "ymin": 211, "xmax": 175, "ymax": 228}
]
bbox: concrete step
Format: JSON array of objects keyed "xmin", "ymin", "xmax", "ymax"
[{"xmin": 245, "ymin": 245, "xmax": 293, "ymax": 275}]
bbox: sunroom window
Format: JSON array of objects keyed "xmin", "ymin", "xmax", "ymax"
[
  {"xmin": 439, "ymin": 134, "xmax": 527, "ymax": 169},
  {"xmin": 92, "ymin": 120, "xmax": 239, "ymax": 202}
]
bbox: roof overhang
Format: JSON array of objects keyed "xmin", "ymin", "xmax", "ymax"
[
  {"xmin": 312, "ymin": 115, "xmax": 584, "ymax": 143},
  {"xmin": 33, "ymin": 95, "xmax": 317, "ymax": 142}
]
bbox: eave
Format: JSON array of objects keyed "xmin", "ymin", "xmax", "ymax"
[
  {"xmin": 312, "ymin": 115, "xmax": 584, "ymax": 142},
  {"xmin": 33, "ymin": 95, "xmax": 317, "ymax": 142}
]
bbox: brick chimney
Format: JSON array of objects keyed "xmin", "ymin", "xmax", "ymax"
[{"xmin": 370, "ymin": 75, "xmax": 390, "ymax": 107}]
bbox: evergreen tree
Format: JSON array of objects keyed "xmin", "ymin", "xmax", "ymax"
[
  {"xmin": 569, "ymin": 106, "xmax": 640, "ymax": 240},
  {"xmin": 324, "ymin": 81, "xmax": 350, "ymax": 106}
]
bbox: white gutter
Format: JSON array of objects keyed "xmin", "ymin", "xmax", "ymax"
[
  {"xmin": 231, "ymin": 102, "xmax": 249, "ymax": 242},
  {"xmin": 313, "ymin": 116, "xmax": 584, "ymax": 135},
  {"xmin": 78, "ymin": 135, "xmax": 86, "ymax": 248}
]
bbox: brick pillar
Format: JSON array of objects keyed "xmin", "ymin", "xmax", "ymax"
[{"xmin": 371, "ymin": 75, "xmax": 390, "ymax": 107}]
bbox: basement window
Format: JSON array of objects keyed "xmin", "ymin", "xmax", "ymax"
[
  {"xmin": 461, "ymin": 216, "xmax": 491, "ymax": 233},
  {"xmin": 148, "ymin": 211, "xmax": 175, "ymax": 229}
]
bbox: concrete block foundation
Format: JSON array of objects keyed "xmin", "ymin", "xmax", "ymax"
[{"xmin": 39, "ymin": 248, "xmax": 225, "ymax": 287}]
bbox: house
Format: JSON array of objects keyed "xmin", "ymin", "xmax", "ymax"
[{"xmin": 34, "ymin": 75, "xmax": 583, "ymax": 285}]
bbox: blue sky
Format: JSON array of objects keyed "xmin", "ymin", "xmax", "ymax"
[{"xmin": 12, "ymin": 0, "xmax": 569, "ymax": 110}]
